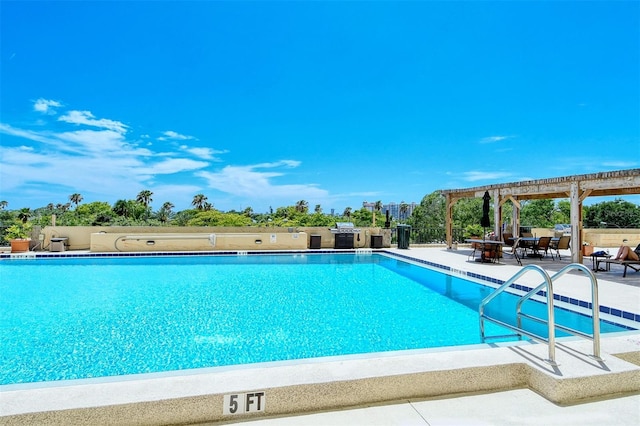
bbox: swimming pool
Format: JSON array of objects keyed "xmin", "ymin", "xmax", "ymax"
[{"xmin": 0, "ymin": 253, "xmax": 630, "ymax": 386}]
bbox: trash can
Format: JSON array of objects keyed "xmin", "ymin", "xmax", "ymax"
[
  {"xmin": 397, "ymin": 225, "xmax": 411, "ymax": 249},
  {"xmin": 309, "ymin": 234, "xmax": 321, "ymax": 249},
  {"xmin": 370, "ymin": 235, "xmax": 383, "ymax": 249}
]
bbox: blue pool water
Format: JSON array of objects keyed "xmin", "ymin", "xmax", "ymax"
[{"xmin": 0, "ymin": 253, "xmax": 630, "ymax": 385}]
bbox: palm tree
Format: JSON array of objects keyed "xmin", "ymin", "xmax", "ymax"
[
  {"xmin": 136, "ymin": 190, "xmax": 153, "ymax": 207},
  {"xmin": 161, "ymin": 201, "xmax": 174, "ymax": 213},
  {"xmin": 203, "ymin": 202, "xmax": 213, "ymax": 211},
  {"xmin": 156, "ymin": 202, "xmax": 174, "ymax": 224},
  {"xmin": 374, "ymin": 200, "xmax": 383, "ymax": 213},
  {"xmin": 295, "ymin": 200, "xmax": 308, "ymax": 213},
  {"xmin": 56, "ymin": 203, "xmax": 71, "ymax": 212},
  {"xmin": 17, "ymin": 208, "xmax": 31, "ymax": 223},
  {"xmin": 314, "ymin": 204, "xmax": 322, "ymax": 214},
  {"xmin": 0, "ymin": 201, "xmax": 7, "ymax": 210},
  {"xmin": 156, "ymin": 209, "xmax": 170, "ymax": 224},
  {"xmin": 69, "ymin": 193, "xmax": 83, "ymax": 208},
  {"xmin": 113, "ymin": 199, "xmax": 131, "ymax": 217},
  {"xmin": 399, "ymin": 202, "xmax": 410, "ymax": 222},
  {"xmin": 192, "ymin": 194, "xmax": 208, "ymax": 210},
  {"xmin": 343, "ymin": 207, "xmax": 352, "ymax": 220}
]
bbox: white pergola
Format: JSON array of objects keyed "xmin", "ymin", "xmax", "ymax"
[{"xmin": 440, "ymin": 169, "xmax": 640, "ymax": 263}]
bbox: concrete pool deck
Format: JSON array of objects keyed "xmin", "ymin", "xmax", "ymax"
[{"xmin": 1, "ymin": 247, "xmax": 639, "ymax": 425}]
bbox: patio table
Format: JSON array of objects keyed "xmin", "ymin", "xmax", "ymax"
[{"xmin": 465, "ymin": 239, "xmax": 505, "ymax": 263}]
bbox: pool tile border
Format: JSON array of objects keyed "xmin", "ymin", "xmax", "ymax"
[
  {"xmin": 384, "ymin": 250, "xmax": 640, "ymax": 329},
  {"xmin": 2, "ymin": 248, "xmax": 638, "ymax": 328}
]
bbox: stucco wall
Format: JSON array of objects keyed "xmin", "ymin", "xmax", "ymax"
[
  {"xmin": 39, "ymin": 226, "xmax": 391, "ymax": 252},
  {"xmin": 531, "ymin": 227, "xmax": 639, "ymax": 248},
  {"xmin": 91, "ymin": 232, "xmax": 308, "ymax": 252}
]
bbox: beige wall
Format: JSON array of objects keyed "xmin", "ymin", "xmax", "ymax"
[
  {"xmin": 583, "ymin": 229, "xmax": 640, "ymax": 248},
  {"xmin": 39, "ymin": 226, "xmax": 392, "ymax": 252},
  {"xmin": 530, "ymin": 227, "xmax": 640, "ymax": 248},
  {"xmin": 91, "ymin": 232, "xmax": 308, "ymax": 252}
]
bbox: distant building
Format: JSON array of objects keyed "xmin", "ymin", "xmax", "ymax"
[{"xmin": 362, "ymin": 201, "xmax": 417, "ymax": 220}]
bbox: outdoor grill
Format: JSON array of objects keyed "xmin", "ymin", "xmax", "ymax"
[{"xmin": 330, "ymin": 222, "xmax": 360, "ymax": 249}]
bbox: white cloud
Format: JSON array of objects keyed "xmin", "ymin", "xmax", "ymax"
[
  {"xmin": 196, "ymin": 161, "xmax": 327, "ymax": 200},
  {"xmin": 463, "ymin": 171, "xmax": 512, "ymax": 182},
  {"xmin": 180, "ymin": 145, "xmax": 228, "ymax": 160},
  {"xmin": 58, "ymin": 110, "xmax": 128, "ymax": 134},
  {"xmin": 158, "ymin": 130, "xmax": 195, "ymax": 141},
  {"xmin": 602, "ymin": 161, "xmax": 637, "ymax": 168},
  {"xmin": 139, "ymin": 158, "xmax": 210, "ymax": 175},
  {"xmin": 1, "ymin": 100, "xmax": 333, "ymax": 210},
  {"xmin": 33, "ymin": 98, "xmax": 62, "ymax": 114},
  {"xmin": 480, "ymin": 136, "xmax": 510, "ymax": 144}
]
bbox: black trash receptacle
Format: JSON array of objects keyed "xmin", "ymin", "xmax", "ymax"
[
  {"xmin": 397, "ymin": 225, "xmax": 411, "ymax": 249},
  {"xmin": 370, "ymin": 235, "xmax": 383, "ymax": 249},
  {"xmin": 310, "ymin": 234, "xmax": 321, "ymax": 249}
]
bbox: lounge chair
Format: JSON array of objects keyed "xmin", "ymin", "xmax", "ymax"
[
  {"xmin": 600, "ymin": 244, "xmax": 640, "ymax": 277},
  {"xmin": 549, "ymin": 235, "xmax": 570, "ymax": 260}
]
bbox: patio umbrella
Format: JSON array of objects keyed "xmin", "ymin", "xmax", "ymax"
[{"xmin": 481, "ymin": 191, "xmax": 491, "ymax": 237}]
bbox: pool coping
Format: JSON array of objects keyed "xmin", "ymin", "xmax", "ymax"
[
  {"xmin": 2, "ymin": 334, "xmax": 639, "ymax": 424},
  {"xmin": 2, "ymin": 249, "xmax": 640, "ymax": 424}
]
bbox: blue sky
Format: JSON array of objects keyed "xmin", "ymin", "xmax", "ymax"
[{"xmin": 1, "ymin": 1, "xmax": 639, "ymax": 213}]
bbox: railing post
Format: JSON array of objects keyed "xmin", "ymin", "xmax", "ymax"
[{"xmin": 545, "ymin": 283, "xmax": 556, "ymax": 365}]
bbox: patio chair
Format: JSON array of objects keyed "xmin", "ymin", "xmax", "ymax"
[
  {"xmin": 533, "ymin": 236, "xmax": 553, "ymax": 259},
  {"xmin": 468, "ymin": 240, "xmax": 481, "ymax": 261},
  {"xmin": 549, "ymin": 236, "xmax": 570, "ymax": 260},
  {"xmin": 502, "ymin": 232, "xmax": 514, "ymax": 246},
  {"xmin": 503, "ymin": 237, "xmax": 522, "ymax": 266}
]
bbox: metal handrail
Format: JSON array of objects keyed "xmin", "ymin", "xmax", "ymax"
[
  {"xmin": 479, "ymin": 263, "xmax": 601, "ymax": 365},
  {"xmin": 479, "ymin": 265, "xmax": 556, "ymax": 363},
  {"xmin": 516, "ymin": 263, "xmax": 600, "ymax": 360}
]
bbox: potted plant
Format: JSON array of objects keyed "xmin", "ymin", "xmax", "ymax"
[
  {"xmin": 6, "ymin": 222, "xmax": 32, "ymax": 253},
  {"xmin": 582, "ymin": 241, "xmax": 593, "ymax": 256}
]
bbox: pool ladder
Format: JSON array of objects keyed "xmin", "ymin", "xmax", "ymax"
[{"xmin": 479, "ymin": 263, "xmax": 601, "ymax": 366}]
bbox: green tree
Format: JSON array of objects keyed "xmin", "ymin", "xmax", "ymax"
[
  {"xmin": 452, "ymin": 197, "xmax": 483, "ymax": 229},
  {"xmin": 408, "ymin": 191, "xmax": 445, "ymax": 228},
  {"xmin": 112, "ymin": 199, "xmax": 149, "ymax": 220},
  {"xmin": 187, "ymin": 210, "xmax": 252, "ymax": 226},
  {"xmin": 172, "ymin": 209, "xmax": 198, "ymax": 226},
  {"xmin": 75, "ymin": 201, "xmax": 115, "ymax": 225},
  {"xmin": 300, "ymin": 212, "xmax": 334, "ymax": 226},
  {"xmin": 520, "ymin": 199, "xmax": 556, "ymax": 227},
  {"xmin": 351, "ymin": 207, "xmax": 373, "ymax": 226},
  {"xmin": 584, "ymin": 199, "xmax": 640, "ymax": 228}
]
